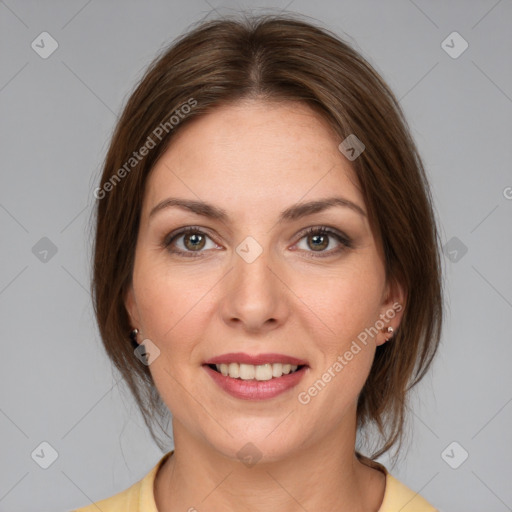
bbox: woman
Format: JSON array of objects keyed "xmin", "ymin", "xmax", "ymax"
[{"xmin": 76, "ymin": 12, "xmax": 443, "ymax": 512}]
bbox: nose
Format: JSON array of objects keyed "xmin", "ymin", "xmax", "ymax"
[{"xmin": 219, "ymin": 240, "xmax": 290, "ymax": 334}]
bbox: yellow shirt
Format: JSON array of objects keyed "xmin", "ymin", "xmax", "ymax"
[{"xmin": 73, "ymin": 451, "xmax": 438, "ymax": 511}]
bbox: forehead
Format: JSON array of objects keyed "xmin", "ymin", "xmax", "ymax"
[{"xmin": 143, "ymin": 99, "xmax": 363, "ymax": 218}]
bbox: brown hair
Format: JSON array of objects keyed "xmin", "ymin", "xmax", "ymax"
[{"xmin": 90, "ymin": 12, "xmax": 443, "ymax": 465}]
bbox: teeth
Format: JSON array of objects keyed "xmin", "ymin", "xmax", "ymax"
[
  {"xmin": 215, "ymin": 362, "xmax": 299, "ymax": 380},
  {"xmin": 272, "ymin": 363, "xmax": 283, "ymax": 377},
  {"xmin": 255, "ymin": 364, "xmax": 272, "ymax": 381},
  {"xmin": 228, "ymin": 362, "xmax": 239, "ymax": 378},
  {"xmin": 239, "ymin": 363, "xmax": 255, "ymax": 380}
]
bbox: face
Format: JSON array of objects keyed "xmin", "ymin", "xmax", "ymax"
[{"xmin": 125, "ymin": 99, "xmax": 404, "ymax": 462}]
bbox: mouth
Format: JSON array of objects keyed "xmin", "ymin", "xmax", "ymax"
[
  {"xmin": 202, "ymin": 353, "xmax": 309, "ymax": 400},
  {"xmin": 206, "ymin": 362, "xmax": 306, "ymax": 381}
]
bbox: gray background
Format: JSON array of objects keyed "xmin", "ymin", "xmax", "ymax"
[{"xmin": 1, "ymin": 0, "xmax": 511, "ymax": 510}]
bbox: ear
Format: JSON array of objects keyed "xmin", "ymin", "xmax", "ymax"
[
  {"xmin": 376, "ymin": 277, "xmax": 406, "ymax": 347},
  {"xmin": 124, "ymin": 282, "xmax": 141, "ymax": 336}
]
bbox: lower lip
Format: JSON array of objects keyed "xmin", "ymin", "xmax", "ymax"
[{"xmin": 203, "ymin": 365, "xmax": 308, "ymax": 400}]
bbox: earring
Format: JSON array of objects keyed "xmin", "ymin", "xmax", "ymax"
[
  {"xmin": 130, "ymin": 328, "xmax": 140, "ymax": 348},
  {"xmin": 382, "ymin": 326, "xmax": 394, "ymax": 341}
]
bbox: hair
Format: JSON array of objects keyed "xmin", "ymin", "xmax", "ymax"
[{"xmin": 90, "ymin": 12, "xmax": 443, "ymax": 466}]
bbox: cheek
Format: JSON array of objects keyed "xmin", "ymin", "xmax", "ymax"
[
  {"xmin": 296, "ymin": 307, "xmax": 379, "ymax": 427},
  {"xmin": 132, "ymin": 266, "xmax": 207, "ymax": 417},
  {"xmin": 295, "ymin": 261, "xmax": 386, "ymax": 348},
  {"xmin": 133, "ymin": 253, "xmax": 208, "ymax": 339},
  {"xmin": 132, "ymin": 254, "xmax": 219, "ymax": 395}
]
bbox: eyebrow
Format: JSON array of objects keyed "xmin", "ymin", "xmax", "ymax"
[{"xmin": 149, "ymin": 196, "xmax": 367, "ymax": 222}]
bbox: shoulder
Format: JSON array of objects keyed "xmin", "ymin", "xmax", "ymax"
[
  {"xmin": 356, "ymin": 453, "xmax": 438, "ymax": 512},
  {"xmin": 71, "ymin": 452, "xmax": 172, "ymax": 512},
  {"xmin": 380, "ymin": 472, "xmax": 438, "ymax": 512},
  {"xmin": 72, "ymin": 479, "xmax": 142, "ymax": 512}
]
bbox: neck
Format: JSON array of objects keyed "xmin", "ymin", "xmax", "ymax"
[{"xmin": 154, "ymin": 418, "xmax": 386, "ymax": 512}]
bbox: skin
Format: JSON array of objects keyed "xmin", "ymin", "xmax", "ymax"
[{"xmin": 125, "ymin": 99, "xmax": 405, "ymax": 512}]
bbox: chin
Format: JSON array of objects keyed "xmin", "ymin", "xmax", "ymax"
[{"xmin": 201, "ymin": 423, "xmax": 303, "ymax": 466}]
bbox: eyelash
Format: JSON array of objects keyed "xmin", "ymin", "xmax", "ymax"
[{"xmin": 162, "ymin": 225, "xmax": 353, "ymax": 259}]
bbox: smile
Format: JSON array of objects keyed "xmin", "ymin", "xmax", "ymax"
[
  {"xmin": 211, "ymin": 362, "xmax": 302, "ymax": 380},
  {"xmin": 203, "ymin": 364, "xmax": 308, "ymax": 401}
]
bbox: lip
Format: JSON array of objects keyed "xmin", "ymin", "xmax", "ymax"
[
  {"xmin": 203, "ymin": 352, "xmax": 309, "ymax": 366},
  {"xmin": 203, "ymin": 364, "xmax": 308, "ymax": 400}
]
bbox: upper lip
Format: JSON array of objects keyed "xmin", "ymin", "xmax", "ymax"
[{"xmin": 203, "ymin": 352, "xmax": 308, "ymax": 366}]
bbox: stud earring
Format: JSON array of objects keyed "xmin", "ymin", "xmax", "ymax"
[
  {"xmin": 130, "ymin": 328, "xmax": 140, "ymax": 348},
  {"xmin": 382, "ymin": 326, "xmax": 394, "ymax": 341}
]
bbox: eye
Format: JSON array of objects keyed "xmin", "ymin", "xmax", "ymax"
[
  {"xmin": 163, "ymin": 227, "xmax": 220, "ymax": 257},
  {"xmin": 162, "ymin": 225, "xmax": 353, "ymax": 259},
  {"xmin": 293, "ymin": 226, "xmax": 352, "ymax": 258}
]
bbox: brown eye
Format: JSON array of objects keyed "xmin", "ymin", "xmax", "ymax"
[
  {"xmin": 183, "ymin": 232, "xmax": 206, "ymax": 251},
  {"xmin": 163, "ymin": 227, "xmax": 220, "ymax": 258},
  {"xmin": 307, "ymin": 232, "xmax": 329, "ymax": 251},
  {"xmin": 294, "ymin": 226, "xmax": 352, "ymax": 258}
]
